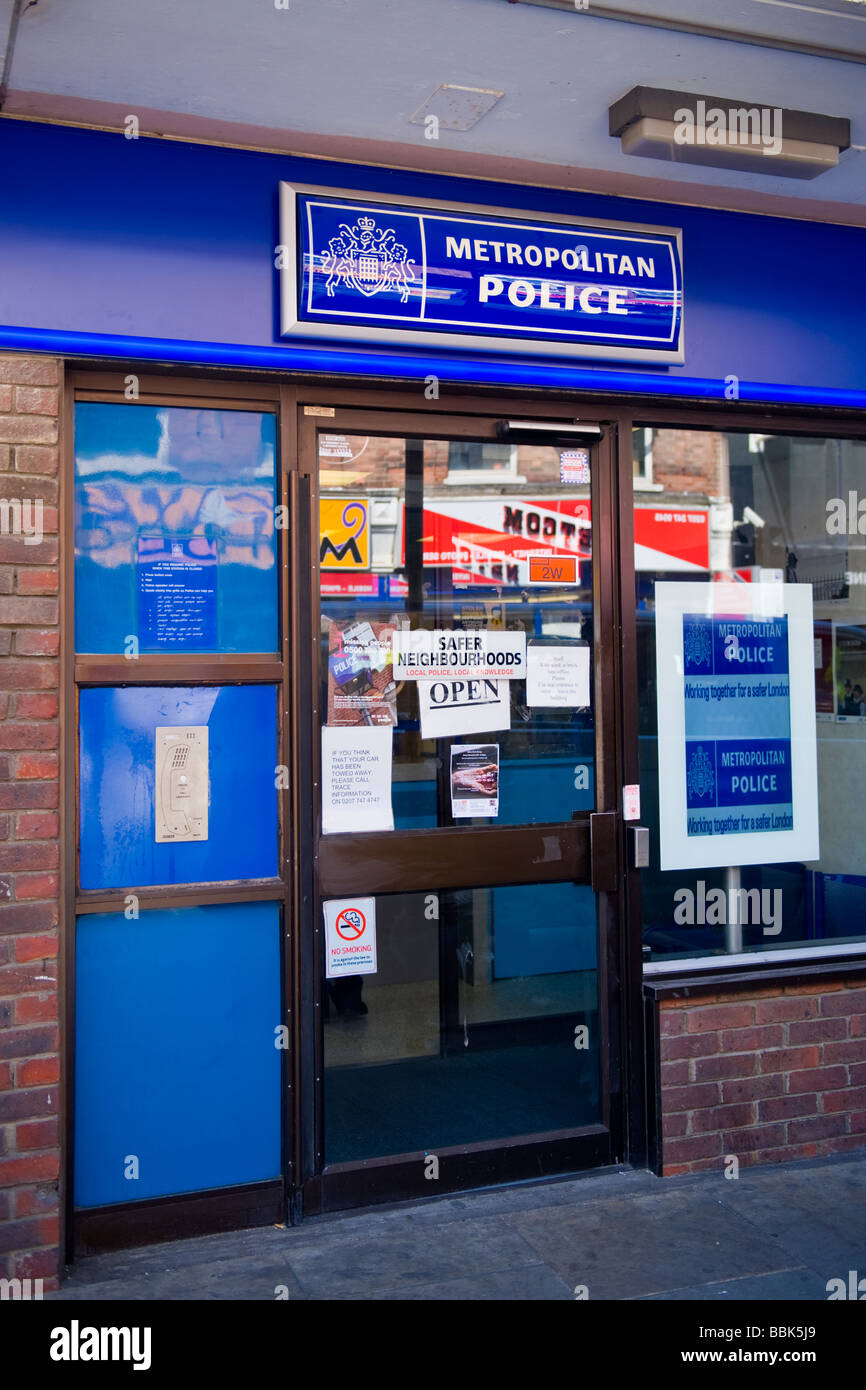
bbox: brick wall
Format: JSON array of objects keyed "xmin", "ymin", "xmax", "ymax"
[
  {"xmin": 0, "ymin": 355, "xmax": 62, "ymax": 1289},
  {"xmin": 659, "ymin": 978, "xmax": 866, "ymax": 1175}
]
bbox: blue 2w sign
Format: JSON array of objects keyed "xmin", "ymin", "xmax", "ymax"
[{"xmin": 279, "ymin": 183, "xmax": 683, "ymax": 363}]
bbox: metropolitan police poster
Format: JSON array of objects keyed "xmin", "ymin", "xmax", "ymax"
[{"xmin": 655, "ymin": 583, "xmax": 819, "ymax": 871}]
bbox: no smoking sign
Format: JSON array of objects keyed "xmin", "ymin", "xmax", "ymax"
[{"xmin": 324, "ymin": 897, "xmax": 377, "ymax": 978}]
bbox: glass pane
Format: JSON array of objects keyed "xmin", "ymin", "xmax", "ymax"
[
  {"xmin": 74, "ymin": 402, "xmax": 278, "ymax": 653},
  {"xmin": 636, "ymin": 428, "xmax": 866, "ymax": 960},
  {"xmin": 324, "ymin": 883, "xmax": 600, "ymax": 1163},
  {"xmin": 319, "ymin": 432, "xmax": 595, "ymax": 831}
]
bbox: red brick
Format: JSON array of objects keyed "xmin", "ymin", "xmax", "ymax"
[
  {"xmin": 13, "ymin": 754, "xmax": 58, "ymax": 782},
  {"xmin": 0, "ymin": 357, "xmax": 59, "ymax": 386},
  {"xmin": 759, "ymin": 1046, "xmax": 819, "ymax": 1073},
  {"xmin": 783, "ymin": 980, "xmax": 844, "ymax": 996},
  {"xmin": 719, "ymin": 1025, "xmax": 784, "ymax": 1052},
  {"xmin": 820, "ymin": 1133, "xmax": 866, "ymax": 1155},
  {"xmin": 13, "ymin": 934, "xmax": 57, "ymax": 963},
  {"xmin": 663, "ymin": 1132, "xmax": 722, "ymax": 1164},
  {"xmin": 660, "ymin": 1060, "xmax": 690, "ymax": 1086},
  {"xmin": 787, "ymin": 1114, "xmax": 849, "ymax": 1143},
  {"xmin": 16, "ymin": 1057, "xmax": 59, "ymax": 1086},
  {"xmin": 15, "ymin": 1118, "xmax": 59, "ymax": 1150},
  {"xmin": 0, "ymin": 596, "xmax": 58, "ymax": 626},
  {"xmin": 0, "ymin": 1088, "xmax": 55, "ymax": 1121},
  {"xmin": 14, "ymin": 445, "xmax": 58, "ymax": 476},
  {"xmin": 0, "ymin": 415, "xmax": 56, "ymax": 445},
  {"xmin": 13, "ymin": 1248, "xmax": 60, "ymax": 1284},
  {"xmin": 12, "ymin": 693, "xmax": 57, "ymax": 721},
  {"xmin": 788, "ymin": 1065, "xmax": 849, "ymax": 1094},
  {"xmin": 0, "ymin": 1153, "xmax": 59, "ymax": 1185},
  {"xmin": 850, "ymin": 1013, "xmax": 866, "ymax": 1038},
  {"xmin": 821, "ymin": 988, "xmax": 866, "ymax": 1017},
  {"xmin": 13, "ymin": 631, "xmax": 59, "ymax": 657},
  {"xmin": 0, "ymin": 901, "xmax": 58, "ymax": 934},
  {"xmin": 850, "ymin": 1063, "xmax": 866, "ymax": 1086},
  {"xmin": 822, "ymin": 1045, "xmax": 866, "ymax": 1061},
  {"xmin": 0, "ymin": 961, "xmax": 57, "ymax": 994},
  {"xmin": 663, "ymin": 1112, "xmax": 688, "ymax": 1138},
  {"xmin": 822, "ymin": 1086, "xmax": 866, "ymax": 1113},
  {"xmin": 0, "ymin": 386, "xmax": 12, "ymax": 411},
  {"xmin": 660, "ymin": 1011, "xmax": 685, "ymax": 1036},
  {"xmin": 687, "ymin": 1004, "xmax": 754, "ymax": 1034},
  {"xmin": 1, "ymin": 660, "xmax": 57, "ymax": 689},
  {"xmin": 0, "ymin": 1216, "xmax": 56, "ymax": 1255},
  {"xmin": 693, "ymin": 1052, "xmax": 758, "ymax": 1082},
  {"xmin": 849, "ymin": 1112, "xmax": 866, "ymax": 1134},
  {"xmin": 661, "ymin": 1032, "xmax": 720, "ymax": 1061},
  {"xmin": 12, "ymin": 692, "xmax": 57, "ymax": 722},
  {"xmin": 0, "ymin": 843, "xmax": 58, "ymax": 872},
  {"xmin": 758, "ymin": 1093, "xmax": 818, "ymax": 1122},
  {"xmin": 14, "ymin": 812, "xmax": 58, "ymax": 840},
  {"xmin": 690, "ymin": 1102, "xmax": 756, "ymax": 1133},
  {"xmin": 13, "ymin": 387, "xmax": 58, "ymax": 415},
  {"xmin": 15, "ymin": 569, "xmax": 58, "ymax": 596},
  {"xmin": 0, "ymin": 1028, "xmax": 57, "ymax": 1064},
  {"xmin": 0, "ymin": 537, "xmax": 58, "ymax": 565},
  {"xmin": 787, "ymin": 1017, "xmax": 848, "ymax": 1045},
  {"xmin": 0, "ymin": 1063, "xmax": 11, "ymax": 1089},
  {"xmin": 13, "ymin": 1184, "xmax": 58, "ymax": 1218},
  {"xmin": 721, "ymin": 1122, "xmax": 786, "ymax": 1152},
  {"xmin": 663, "ymin": 1081, "xmax": 721, "ymax": 1113},
  {"xmin": 13, "ymin": 993, "xmax": 57, "ymax": 1025},
  {"xmin": 0, "ymin": 783, "xmax": 58, "ymax": 813},
  {"xmin": 750, "ymin": 1142, "xmax": 819, "ymax": 1166},
  {"xmin": 11, "ymin": 873, "xmax": 58, "ymax": 900}
]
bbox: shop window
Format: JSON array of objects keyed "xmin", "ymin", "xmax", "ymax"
[
  {"xmin": 74, "ymin": 402, "xmax": 278, "ymax": 654},
  {"xmin": 636, "ymin": 427, "xmax": 866, "ymax": 963}
]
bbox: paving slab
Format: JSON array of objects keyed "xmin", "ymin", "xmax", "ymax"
[{"xmin": 49, "ymin": 1152, "xmax": 866, "ymax": 1302}]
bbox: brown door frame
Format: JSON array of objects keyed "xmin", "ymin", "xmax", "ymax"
[{"xmin": 296, "ymin": 394, "xmax": 631, "ymax": 1213}]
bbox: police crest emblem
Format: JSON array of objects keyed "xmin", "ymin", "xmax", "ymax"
[{"xmin": 323, "ymin": 215, "xmax": 416, "ymax": 302}]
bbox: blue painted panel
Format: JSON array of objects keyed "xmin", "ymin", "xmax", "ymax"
[
  {"xmin": 492, "ymin": 881, "xmax": 597, "ymax": 978},
  {"xmin": 74, "ymin": 903, "xmax": 281, "ymax": 1207},
  {"xmin": 74, "ymin": 402, "xmax": 278, "ymax": 654},
  {"xmin": 0, "ymin": 121, "xmax": 864, "ymax": 406},
  {"xmin": 498, "ymin": 754, "xmax": 595, "ymax": 824},
  {"xmin": 79, "ymin": 686, "xmax": 278, "ymax": 889}
]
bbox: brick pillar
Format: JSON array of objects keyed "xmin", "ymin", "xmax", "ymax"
[{"xmin": 0, "ymin": 355, "xmax": 62, "ymax": 1289}]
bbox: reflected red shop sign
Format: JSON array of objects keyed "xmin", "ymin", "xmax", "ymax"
[{"xmin": 319, "ymin": 497, "xmax": 709, "ymax": 593}]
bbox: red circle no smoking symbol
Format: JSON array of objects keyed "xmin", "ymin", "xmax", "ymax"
[{"xmin": 336, "ymin": 908, "xmax": 366, "ymax": 941}]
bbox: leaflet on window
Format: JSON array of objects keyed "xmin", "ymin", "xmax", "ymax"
[
  {"xmin": 327, "ymin": 618, "xmax": 398, "ymax": 726},
  {"xmin": 321, "ymin": 725, "xmax": 394, "ymax": 834},
  {"xmin": 450, "ymin": 743, "xmax": 500, "ymax": 818},
  {"xmin": 526, "ymin": 643, "xmax": 590, "ymax": 708},
  {"xmin": 393, "ymin": 629, "xmax": 525, "ymax": 680},
  {"xmin": 418, "ymin": 677, "xmax": 510, "ymax": 739}
]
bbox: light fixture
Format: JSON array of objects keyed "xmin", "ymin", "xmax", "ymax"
[{"xmin": 609, "ymin": 86, "xmax": 850, "ymax": 179}]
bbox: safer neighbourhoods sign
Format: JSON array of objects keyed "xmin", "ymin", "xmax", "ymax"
[
  {"xmin": 655, "ymin": 583, "xmax": 819, "ymax": 872},
  {"xmin": 280, "ymin": 184, "xmax": 683, "ymax": 363}
]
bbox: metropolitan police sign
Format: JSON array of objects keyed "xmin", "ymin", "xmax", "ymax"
[{"xmin": 279, "ymin": 184, "xmax": 683, "ymax": 363}]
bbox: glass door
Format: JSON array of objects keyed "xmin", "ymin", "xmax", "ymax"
[{"xmin": 299, "ymin": 404, "xmax": 627, "ymax": 1209}]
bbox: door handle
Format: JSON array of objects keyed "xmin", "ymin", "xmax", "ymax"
[
  {"xmin": 589, "ymin": 812, "xmax": 617, "ymax": 893},
  {"xmin": 629, "ymin": 825, "xmax": 650, "ymax": 869}
]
